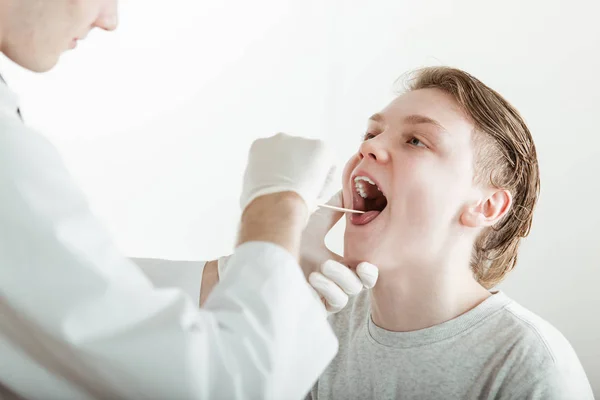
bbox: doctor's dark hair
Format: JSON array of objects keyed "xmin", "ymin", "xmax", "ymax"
[{"xmin": 401, "ymin": 67, "xmax": 540, "ymax": 289}]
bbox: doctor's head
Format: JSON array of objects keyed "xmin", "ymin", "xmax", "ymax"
[
  {"xmin": 0, "ymin": 0, "xmax": 118, "ymax": 73},
  {"xmin": 341, "ymin": 67, "xmax": 540, "ymax": 289}
]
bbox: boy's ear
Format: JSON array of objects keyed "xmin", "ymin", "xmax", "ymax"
[{"xmin": 460, "ymin": 189, "xmax": 512, "ymax": 228}]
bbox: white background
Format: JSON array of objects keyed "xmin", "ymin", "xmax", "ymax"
[{"xmin": 2, "ymin": 0, "xmax": 599, "ymax": 394}]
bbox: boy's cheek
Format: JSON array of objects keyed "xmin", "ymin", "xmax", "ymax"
[{"xmin": 341, "ymin": 155, "xmax": 360, "ymax": 189}]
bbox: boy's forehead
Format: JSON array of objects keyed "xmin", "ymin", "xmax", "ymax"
[{"xmin": 378, "ymin": 89, "xmax": 473, "ymax": 134}]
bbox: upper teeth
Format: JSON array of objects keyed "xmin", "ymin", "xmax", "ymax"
[{"xmin": 354, "ymin": 176, "xmax": 379, "ymax": 199}]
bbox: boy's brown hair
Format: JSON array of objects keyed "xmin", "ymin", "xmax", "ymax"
[{"xmin": 402, "ymin": 67, "xmax": 540, "ymax": 288}]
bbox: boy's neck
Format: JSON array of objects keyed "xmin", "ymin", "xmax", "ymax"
[{"xmin": 369, "ymin": 256, "xmax": 491, "ymax": 333}]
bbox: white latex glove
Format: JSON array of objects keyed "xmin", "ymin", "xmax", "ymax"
[
  {"xmin": 240, "ymin": 133, "xmax": 336, "ymax": 215},
  {"xmin": 309, "ymin": 261, "xmax": 378, "ymax": 313},
  {"xmin": 301, "ymin": 192, "xmax": 378, "ymax": 313}
]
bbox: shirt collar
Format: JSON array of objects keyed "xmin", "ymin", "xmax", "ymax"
[{"xmin": 0, "ymin": 73, "xmax": 23, "ymax": 120}]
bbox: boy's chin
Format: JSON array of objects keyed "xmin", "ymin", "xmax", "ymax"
[
  {"xmin": 343, "ymin": 241, "xmax": 407, "ymax": 272},
  {"xmin": 342, "ymin": 248, "xmax": 386, "ymax": 270}
]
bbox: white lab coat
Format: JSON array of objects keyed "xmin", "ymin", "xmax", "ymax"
[
  {"xmin": 0, "ymin": 81, "xmax": 338, "ymax": 399},
  {"xmin": 131, "ymin": 258, "xmax": 208, "ymax": 306}
]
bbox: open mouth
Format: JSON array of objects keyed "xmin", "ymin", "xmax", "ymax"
[{"xmin": 350, "ymin": 175, "xmax": 388, "ymax": 225}]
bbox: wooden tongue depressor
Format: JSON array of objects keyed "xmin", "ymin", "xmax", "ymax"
[{"xmin": 318, "ymin": 203, "xmax": 365, "ymax": 214}]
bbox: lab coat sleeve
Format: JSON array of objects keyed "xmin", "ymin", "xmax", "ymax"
[
  {"xmin": 0, "ymin": 118, "xmax": 338, "ymax": 400},
  {"xmin": 132, "ymin": 258, "xmax": 207, "ymax": 306}
]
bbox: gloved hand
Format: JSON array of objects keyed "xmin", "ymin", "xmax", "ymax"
[
  {"xmin": 240, "ymin": 133, "xmax": 337, "ymax": 216},
  {"xmin": 309, "ymin": 261, "xmax": 378, "ymax": 313},
  {"xmin": 301, "ymin": 192, "xmax": 378, "ymax": 313}
]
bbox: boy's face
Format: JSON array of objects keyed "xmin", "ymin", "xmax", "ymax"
[
  {"xmin": 1, "ymin": 0, "xmax": 118, "ymax": 72},
  {"xmin": 342, "ymin": 88, "xmax": 482, "ymax": 270}
]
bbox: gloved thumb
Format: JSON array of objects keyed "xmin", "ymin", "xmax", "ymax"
[
  {"xmin": 307, "ymin": 190, "xmax": 345, "ymax": 238},
  {"xmin": 356, "ymin": 261, "xmax": 379, "ymax": 289},
  {"xmin": 317, "ymin": 165, "xmax": 338, "ymax": 204}
]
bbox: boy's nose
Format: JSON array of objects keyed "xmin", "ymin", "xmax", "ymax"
[
  {"xmin": 94, "ymin": 1, "xmax": 119, "ymax": 32},
  {"xmin": 358, "ymin": 136, "xmax": 390, "ymax": 163}
]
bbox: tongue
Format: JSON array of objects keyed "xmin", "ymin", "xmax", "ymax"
[{"xmin": 350, "ymin": 210, "xmax": 381, "ymax": 225}]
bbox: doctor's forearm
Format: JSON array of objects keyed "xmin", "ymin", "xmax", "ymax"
[
  {"xmin": 199, "ymin": 192, "xmax": 307, "ymax": 307},
  {"xmin": 237, "ymin": 192, "xmax": 307, "ymax": 259}
]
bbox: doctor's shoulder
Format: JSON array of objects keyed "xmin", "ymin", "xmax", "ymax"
[
  {"xmin": 0, "ymin": 112, "xmax": 77, "ymax": 181},
  {"xmin": 0, "ymin": 110, "xmax": 91, "ymax": 235}
]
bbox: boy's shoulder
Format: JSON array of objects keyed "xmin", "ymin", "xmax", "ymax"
[
  {"xmin": 491, "ymin": 296, "xmax": 593, "ymax": 398},
  {"xmin": 485, "ymin": 294, "xmax": 582, "ymax": 373}
]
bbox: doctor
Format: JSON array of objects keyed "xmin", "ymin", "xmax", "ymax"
[{"xmin": 0, "ymin": 0, "xmax": 377, "ymax": 399}]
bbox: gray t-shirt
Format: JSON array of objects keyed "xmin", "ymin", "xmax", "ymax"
[{"xmin": 310, "ymin": 291, "xmax": 594, "ymax": 399}]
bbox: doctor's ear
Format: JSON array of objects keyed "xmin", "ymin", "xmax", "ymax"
[{"xmin": 460, "ymin": 189, "xmax": 512, "ymax": 228}]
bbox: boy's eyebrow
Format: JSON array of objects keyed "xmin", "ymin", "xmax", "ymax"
[
  {"xmin": 368, "ymin": 113, "xmax": 447, "ymax": 132},
  {"xmin": 368, "ymin": 113, "xmax": 385, "ymax": 123},
  {"xmin": 404, "ymin": 114, "xmax": 447, "ymax": 132}
]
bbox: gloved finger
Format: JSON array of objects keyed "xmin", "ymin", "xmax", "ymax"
[
  {"xmin": 321, "ymin": 260, "xmax": 363, "ymax": 296},
  {"xmin": 356, "ymin": 262, "xmax": 378, "ymax": 289},
  {"xmin": 307, "ymin": 286, "xmax": 330, "ymax": 316},
  {"xmin": 323, "ymin": 189, "xmax": 343, "ymax": 208},
  {"xmin": 309, "ymin": 271, "xmax": 348, "ymax": 313}
]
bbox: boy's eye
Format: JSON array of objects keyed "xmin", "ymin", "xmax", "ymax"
[
  {"xmin": 408, "ymin": 137, "xmax": 426, "ymax": 147},
  {"xmin": 363, "ymin": 132, "xmax": 376, "ymax": 141}
]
